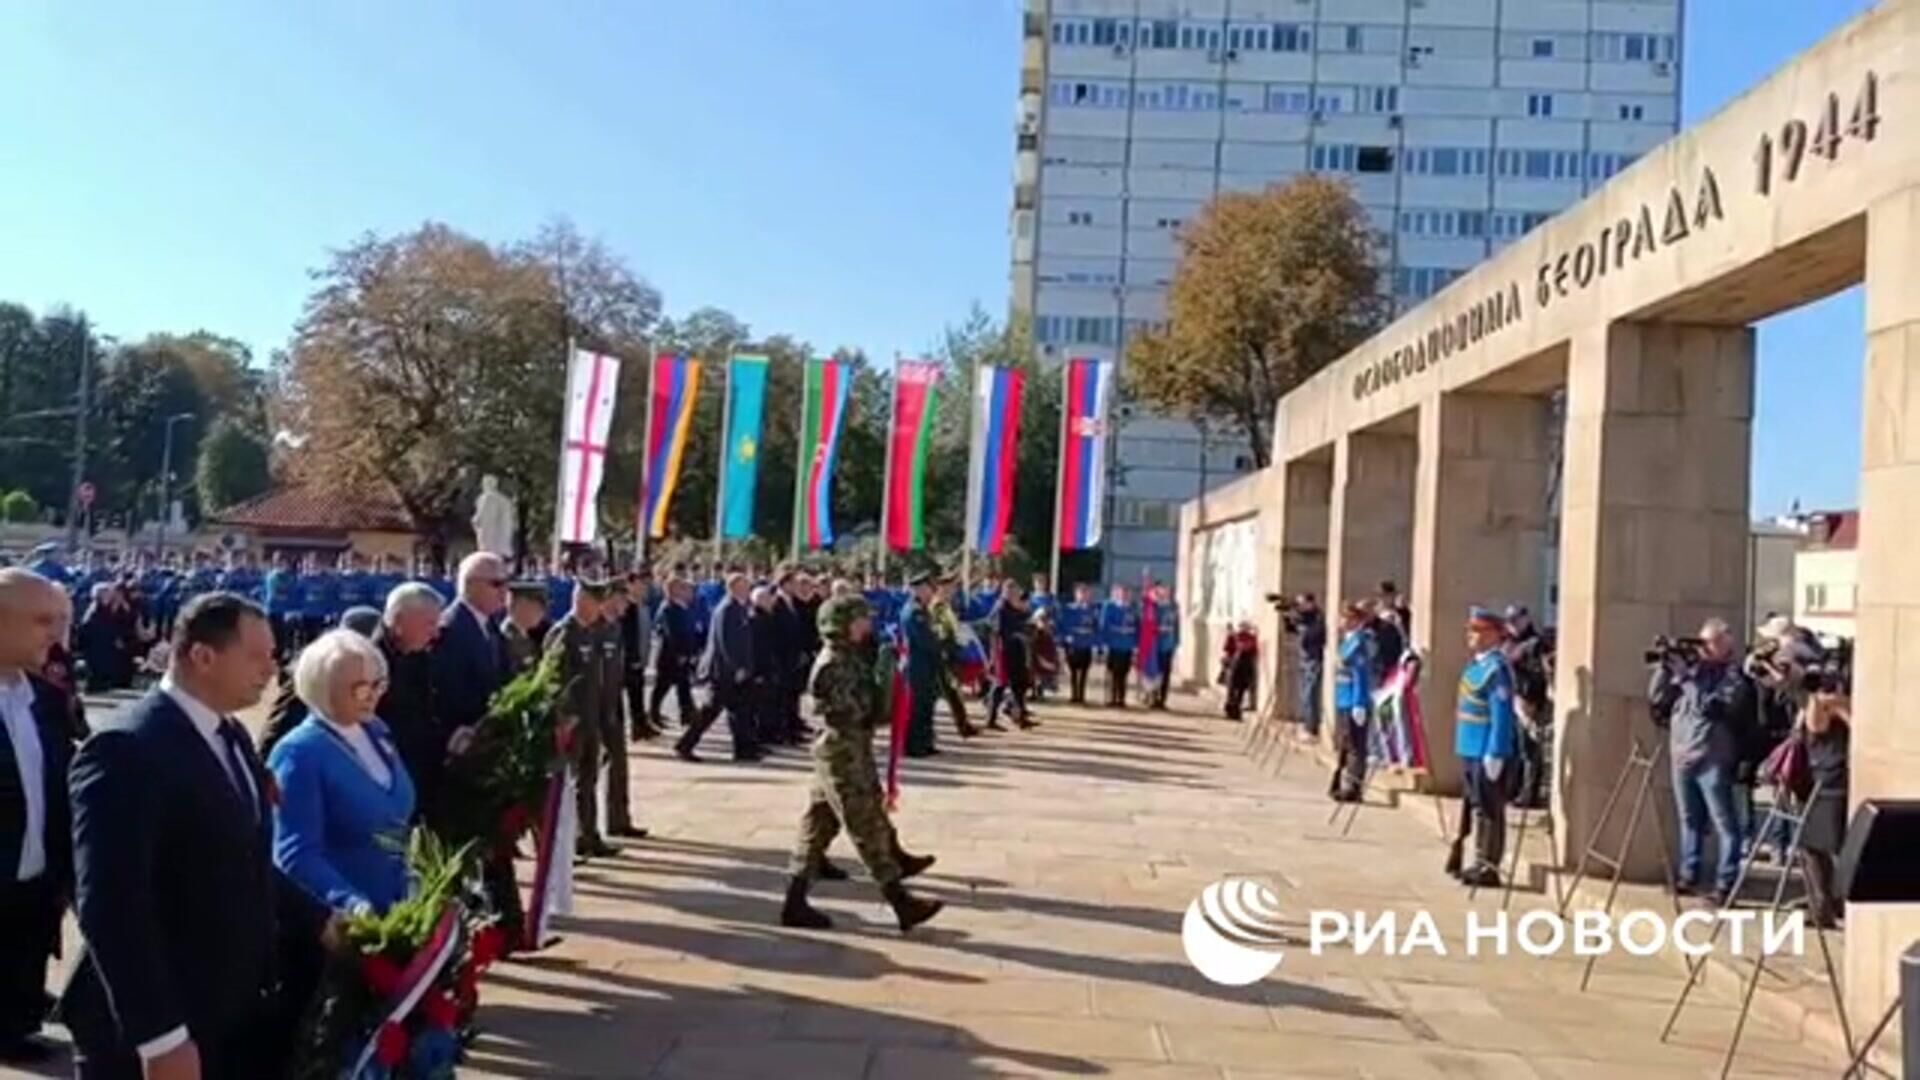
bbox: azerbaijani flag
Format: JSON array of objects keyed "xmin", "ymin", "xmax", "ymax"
[
  {"xmin": 1056, "ymin": 357, "xmax": 1113, "ymax": 550},
  {"xmin": 965, "ymin": 365, "xmax": 1024, "ymax": 555},
  {"xmin": 796, "ymin": 357, "xmax": 852, "ymax": 550},
  {"xmin": 641, "ymin": 354, "xmax": 701, "ymax": 540},
  {"xmin": 885, "ymin": 360, "xmax": 942, "ymax": 552},
  {"xmin": 719, "ymin": 355, "xmax": 769, "ymax": 539}
]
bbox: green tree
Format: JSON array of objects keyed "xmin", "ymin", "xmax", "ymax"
[
  {"xmin": 1126, "ymin": 176, "xmax": 1388, "ymax": 467},
  {"xmin": 195, "ymin": 418, "xmax": 272, "ymax": 512},
  {"xmin": 0, "ymin": 490, "xmax": 36, "ymax": 524}
]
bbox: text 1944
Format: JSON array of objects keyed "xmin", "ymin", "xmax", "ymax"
[{"xmin": 1755, "ymin": 71, "xmax": 1880, "ymax": 197}]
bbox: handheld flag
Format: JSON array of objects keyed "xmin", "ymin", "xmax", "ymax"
[
  {"xmin": 796, "ymin": 358, "xmax": 852, "ymax": 550},
  {"xmin": 556, "ymin": 347, "xmax": 621, "ymax": 545},
  {"xmin": 964, "ymin": 365, "xmax": 1025, "ymax": 555},
  {"xmin": 641, "ymin": 354, "xmax": 701, "ymax": 540},
  {"xmin": 1138, "ymin": 583, "xmax": 1162, "ymax": 682},
  {"xmin": 886, "ymin": 639, "xmax": 910, "ymax": 810},
  {"xmin": 719, "ymin": 355, "xmax": 770, "ymax": 539},
  {"xmin": 1056, "ymin": 357, "xmax": 1113, "ymax": 550},
  {"xmin": 885, "ymin": 360, "xmax": 942, "ymax": 552}
]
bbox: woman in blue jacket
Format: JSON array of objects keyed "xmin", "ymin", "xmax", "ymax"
[
  {"xmin": 1329, "ymin": 602, "xmax": 1376, "ymax": 804},
  {"xmin": 269, "ymin": 628, "xmax": 417, "ymax": 914}
]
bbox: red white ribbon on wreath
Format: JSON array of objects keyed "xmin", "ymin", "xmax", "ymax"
[{"xmin": 349, "ymin": 904, "xmax": 465, "ymax": 1079}]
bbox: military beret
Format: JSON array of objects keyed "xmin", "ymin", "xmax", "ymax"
[
  {"xmin": 507, "ymin": 580, "xmax": 548, "ymax": 600},
  {"xmin": 1467, "ymin": 605, "xmax": 1504, "ymax": 629}
]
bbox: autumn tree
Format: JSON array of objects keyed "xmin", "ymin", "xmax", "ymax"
[
  {"xmin": 1126, "ymin": 176, "xmax": 1388, "ymax": 467},
  {"xmin": 275, "ymin": 220, "xmax": 660, "ymax": 544}
]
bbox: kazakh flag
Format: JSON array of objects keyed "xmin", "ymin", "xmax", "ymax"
[{"xmin": 720, "ymin": 355, "xmax": 769, "ymax": 539}]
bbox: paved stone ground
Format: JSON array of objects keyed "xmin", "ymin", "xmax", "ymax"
[{"xmin": 462, "ymin": 694, "xmax": 1848, "ymax": 1080}]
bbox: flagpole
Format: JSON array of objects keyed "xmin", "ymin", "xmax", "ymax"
[
  {"xmin": 637, "ymin": 354, "xmax": 658, "ymax": 566},
  {"xmin": 960, "ymin": 357, "xmax": 977, "ymax": 600},
  {"xmin": 713, "ymin": 355, "xmax": 732, "ymax": 570},
  {"xmin": 1048, "ymin": 359, "xmax": 1069, "ymax": 597},
  {"xmin": 552, "ymin": 339, "xmax": 576, "ymax": 572},
  {"xmin": 878, "ymin": 354, "xmax": 900, "ymax": 579},
  {"xmin": 789, "ymin": 358, "xmax": 809, "ymax": 564}
]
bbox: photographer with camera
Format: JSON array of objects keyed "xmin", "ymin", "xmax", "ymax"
[
  {"xmin": 1647, "ymin": 618, "xmax": 1750, "ymax": 906},
  {"xmin": 1502, "ymin": 605, "xmax": 1554, "ymax": 810},
  {"xmin": 1277, "ymin": 593, "xmax": 1326, "ymax": 739}
]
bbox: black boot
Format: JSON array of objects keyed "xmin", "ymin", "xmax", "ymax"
[
  {"xmin": 897, "ymin": 849, "xmax": 936, "ymax": 880},
  {"xmin": 1444, "ymin": 841, "xmax": 1464, "ymax": 879},
  {"xmin": 814, "ymin": 857, "xmax": 851, "ymax": 882},
  {"xmin": 780, "ymin": 875, "xmax": 833, "ymax": 929},
  {"xmin": 883, "ymin": 881, "xmax": 943, "ymax": 933}
]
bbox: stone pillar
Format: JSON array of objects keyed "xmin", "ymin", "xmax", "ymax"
[
  {"xmin": 1324, "ymin": 428, "xmax": 1416, "ymax": 714},
  {"xmin": 1261, "ymin": 457, "xmax": 1331, "ymax": 719},
  {"xmin": 1552, "ymin": 321, "xmax": 1752, "ymax": 879},
  {"xmin": 1411, "ymin": 391, "xmax": 1553, "ymax": 794},
  {"xmin": 1847, "ymin": 187, "xmax": 1920, "ymax": 1046}
]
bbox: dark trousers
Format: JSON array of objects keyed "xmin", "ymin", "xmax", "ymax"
[
  {"xmin": 0, "ymin": 877, "xmax": 54, "ymax": 1042},
  {"xmin": 650, "ymin": 665, "xmax": 696, "ymax": 726},
  {"xmin": 1462, "ymin": 759, "xmax": 1508, "ymax": 873},
  {"xmin": 1105, "ymin": 651, "xmax": 1133, "ymax": 706},
  {"xmin": 677, "ymin": 684, "xmax": 756, "ymax": 758},
  {"xmin": 907, "ymin": 683, "xmax": 937, "ymax": 754},
  {"xmin": 1067, "ymin": 648, "xmax": 1093, "ymax": 703},
  {"xmin": 600, "ymin": 709, "xmax": 631, "ymax": 831},
  {"xmin": 1149, "ymin": 648, "xmax": 1176, "ymax": 708},
  {"xmin": 940, "ymin": 676, "xmax": 970, "ymax": 733},
  {"xmin": 625, "ymin": 667, "xmax": 650, "ymax": 735},
  {"xmin": 1330, "ymin": 707, "xmax": 1367, "ymax": 798},
  {"xmin": 1298, "ymin": 656, "xmax": 1324, "ymax": 735},
  {"xmin": 1224, "ymin": 669, "xmax": 1256, "ymax": 720}
]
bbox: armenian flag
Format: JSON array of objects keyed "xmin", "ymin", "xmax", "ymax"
[
  {"xmin": 640, "ymin": 354, "xmax": 700, "ymax": 540},
  {"xmin": 965, "ymin": 365, "xmax": 1024, "ymax": 555},
  {"xmin": 795, "ymin": 357, "xmax": 852, "ymax": 550},
  {"xmin": 1056, "ymin": 357, "xmax": 1113, "ymax": 550},
  {"xmin": 885, "ymin": 359, "xmax": 942, "ymax": 552}
]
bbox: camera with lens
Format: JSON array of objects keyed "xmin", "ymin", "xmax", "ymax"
[{"xmin": 1643, "ymin": 634, "xmax": 1704, "ymax": 666}]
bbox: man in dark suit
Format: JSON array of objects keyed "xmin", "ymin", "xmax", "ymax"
[
  {"xmin": 768, "ymin": 570, "xmax": 810, "ymax": 746},
  {"xmin": 676, "ymin": 573, "xmax": 760, "ymax": 763},
  {"xmin": 60, "ymin": 592, "xmax": 335, "ymax": 1080},
  {"xmin": 0, "ymin": 570, "xmax": 76, "ymax": 1064},
  {"xmin": 649, "ymin": 578, "xmax": 700, "ymax": 729}
]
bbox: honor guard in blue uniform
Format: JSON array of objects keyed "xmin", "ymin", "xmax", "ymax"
[
  {"xmin": 1329, "ymin": 602, "xmax": 1376, "ymax": 802},
  {"xmin": 1098, "ymin": 586, "xmax": 1139, "ymax": 708},
  {"xmin": 1449, "ymin": 606, "xmax": 1519, "ymax": 887},
  {"xmin": 1057, "ymin": 584, "xmax": 1098, "ymax": 704},
  {"xmin": 219, "ymin": 551, "xmax": 263, "ymax": 604},
  {"xmin": 337, "ymin": 552, "xmax": 374, "ymax": 614},
  {"xmin": 302, "ymin": 554, "xmax": 341, "ymax": 647}
]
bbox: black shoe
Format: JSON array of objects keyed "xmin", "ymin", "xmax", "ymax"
[
  {"xmin": 883, "ymin": 881, "xmax": 944, "ymax": 933},
  {"xmin": 814, "ymin": 858, "xmax": 851, "ymax": 882},
  {"xmin": 956, "ymin": 722, "xmax": 980, "ymax": 739},
  {"xmin": 986, "ymin": 718, "xmax": 1008, "ymax": 731},
  {"xmin": 1444, "ymin": 841, "xmax": 1464, "ymax": 879},
  {"xmin": 1016, "ymin": 717, "xmax": 1038, "ymax": 730},
  {"xmin": 780, "ymin": 875, "xmax": 833, "ymax": 929},
  {"xmin": 674, "ymin": 744, "xmax": 700, "ymax": 763},
  {"xmin": 898, "ymin": 851, "xmax": 936, "ymax": 880},
  {"xmin": 733, "ymin": 748, "xmax": 767, "ymax": 762},
  {"xmin": 609, "ymin": 824, "xmax": 649, "ymax": 839},
  {"xmin": 581, "ymin": 838, "xmax": 618, "ymax": 858},
  {"xmin": 0, "ymin": 1035, "xmax": 55, "ymax": 1064},
  {"xmin": 1460, "ymin": 866, "xmax": 1501, "ymax": 888},
  {"xmin": 905, "ymin": 746, "xmax": 938, "ymax": 758}
]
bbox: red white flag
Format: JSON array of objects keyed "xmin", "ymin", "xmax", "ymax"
[{"xmin": 557, "ymin": 348, "xmax": 621, "ymax": 545}]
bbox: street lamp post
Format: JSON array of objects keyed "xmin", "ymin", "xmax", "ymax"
[{"xmin": 154, "ymin": 413, "xmax": 193, "ymax": 558}]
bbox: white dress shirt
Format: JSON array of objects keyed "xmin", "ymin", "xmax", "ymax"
[
  {"xmin": 317, "ymin": 715, "xmax": 393, "ymax": 789},
  {"xmin": 140, "ymin": 678, "xmax": 258, "ymax": 1063},
  {"xmin": 0, "ymin": 674, "xmax": 46, "ymax": 882}
]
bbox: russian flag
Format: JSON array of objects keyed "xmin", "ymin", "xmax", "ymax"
[
  {"xmin": 965, "ymin": 365, "xmax": 1025, "ymax": 555},
  {"xmin": 1056, "ymin": 357, "xmax": 1113, "ymax": 550}
]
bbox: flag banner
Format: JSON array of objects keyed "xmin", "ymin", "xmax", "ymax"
[
  {"xmin": 796, "ymin": 358, "xmax": 852, "ymax": 550},
  {"xmin": 1056, "ymin": 357, "xmax": 1114, "ymax": 550},
  {"xmin": 1138, "ymin": 585, "xmax": 1163, "ymax": 683},
  {"xmin": 886, "ymin": 638, "xmax": 910, "ymax": 810},
  {"xmin": 557, "ymin": 348, "xmax": 622, "ymax": 545},
  {"xmin": 885, "ymin": 359, "xmax": 942, "ymax": 552},
  {"xmin": 964, "ymin": 365, "xmax": 1025, "ymax": 555},
  {"xmin": 641, "ymin": 354, "xmax": 701, "ymax": 540},
  {"xmin": 720, "ymin": 355, "xmax": 770, "ymax": 539}
]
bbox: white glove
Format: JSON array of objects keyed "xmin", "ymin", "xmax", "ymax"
[{"xmin": 1482, "ymin": 756, "xmax": 1505, "ymax": 783}]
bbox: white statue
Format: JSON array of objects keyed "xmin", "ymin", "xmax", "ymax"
[{"xmin": 471, "ymin": 475, "xmax": 518, "ymax": 558}]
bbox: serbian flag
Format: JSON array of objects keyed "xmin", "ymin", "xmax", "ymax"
[
  {"xmin": 965, "ymin": 365, "xmax": 1025, "ymax": 555},
  {"xmin": 1056, "ymin": 357, "xmax": 1113, "ymax": 550},
  {"xmin": 885, "ymin": 360, "xmax": 942, "ymax": 552},
  {"xmin": 886, "ymin": 639, "xmax": 910, "ymax": 810},
  {"xmin": 1138, "ymin": 582, "xmax": 1163, "ymax": 682},
  {"xmin": 796, "ymin": 357, "xmax": 852, "ymax": 550},
  {"xmin": 556, "ymin": 347, "xmax": 621, "ymax": 545},
  {"xmin": 640, "ymin": 354, "xmax": 701, "ymax": 540}
]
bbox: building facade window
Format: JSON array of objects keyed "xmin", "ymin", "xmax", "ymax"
[
  {"xmin": 1527, "ymin": 93, "xmax": 1554, "ymax": 118},
  {"xmin": 1618, "ymin": 103, "xmax": 1646, "ymax": 121},
  {"xmin": 1310, "ymin": 143, "xmax": 1358, "ymax": 172},
  {"xmin": 1402, "ymin": 146, "xmax": 1490, "ymax": 176},
  {"xmin": 1592, "ymin": 32, "xmax": 1677, "ymax": 63},
  {"xmin": 1359, "ymin": 85, "xmax": 1399, "ymax": 114},
  {"xmin": 1265, "ymin": 85, "xmax": 1311, "ymax": 113},
  {"xmin": 1531, "ymin": 37, "xmax": 1555, "ymax": 58},
  {"xmin": 1066, "ymin": 210, "xmax": 1094, "ymax": 226},
  {"xmin": 1398, "ymin": 209, "xmax": 1489, "ymax": 238},
  {"xmin": 1271, "ymin": 23, "xmax": 1311, "ymax": 52},
  {"xmin": 1394, "ymin": 266, "xmax": 1462, "ymax": 302}
]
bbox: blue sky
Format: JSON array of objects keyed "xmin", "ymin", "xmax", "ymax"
[{"xmin": 0, "ymin": 0, "xmax": 1874, "ymax": 514}]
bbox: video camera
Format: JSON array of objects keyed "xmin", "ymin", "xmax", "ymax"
[{"xmin": 1643, "ymin": 635, "xmax": 1705, "ymax": 666}]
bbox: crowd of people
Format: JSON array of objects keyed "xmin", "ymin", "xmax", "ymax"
[{"xmin": 0, "ymin": 539, "xmax": 1204, "ymax": 1075}]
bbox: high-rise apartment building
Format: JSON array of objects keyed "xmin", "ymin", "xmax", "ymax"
[{"xmin": 1010, "ymin": 0, "xmax": 1683, "ymax": 584}]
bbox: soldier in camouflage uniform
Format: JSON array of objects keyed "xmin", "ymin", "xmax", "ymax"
[
  {"xmin": 545, "ymin": 578, "xmax": 620, "ymax": 859},
  {"xmin": 501, "ymin": 581, "xmax": 549, "ymax": 676},
  {"xmin": 780, "ymin": 595, "xmax": 944, "ymax": 933}
]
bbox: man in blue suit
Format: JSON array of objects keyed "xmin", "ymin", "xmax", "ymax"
[
  {"xmin": 677, "ymin": 573, "xmax": 759, "ymax": 763},
  {"xmin": 59, "ymin": 592, "xmax": 334, "ymax": 1080}
]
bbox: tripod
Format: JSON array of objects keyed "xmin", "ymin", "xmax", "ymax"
[
  {"xmin": 1556, "ymin": 736, "xmax": 1679, "ymax": 992},
  {"xmin": 1660, "ymin": 779, "xmax": 1856, "ymax": 1079}
]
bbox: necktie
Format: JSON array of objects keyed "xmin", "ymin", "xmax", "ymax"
[{"xmin": 216, "ymin": 719, "xmax": 258, "ymax": 820}]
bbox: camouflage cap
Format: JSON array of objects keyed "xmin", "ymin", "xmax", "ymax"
[{"xmin": 816, "ymin": 593, "xmax": 872, "ymax": 644}]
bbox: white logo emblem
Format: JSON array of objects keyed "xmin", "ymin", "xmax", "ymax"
[{"xmin": 1181, "ymin": 878, "xmax": 1288, "ymax": 986}]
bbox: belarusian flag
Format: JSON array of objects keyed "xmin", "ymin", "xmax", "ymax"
[{"xmin": 885, "ymin": 360, "xmax": 942, "ymax": 552}]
